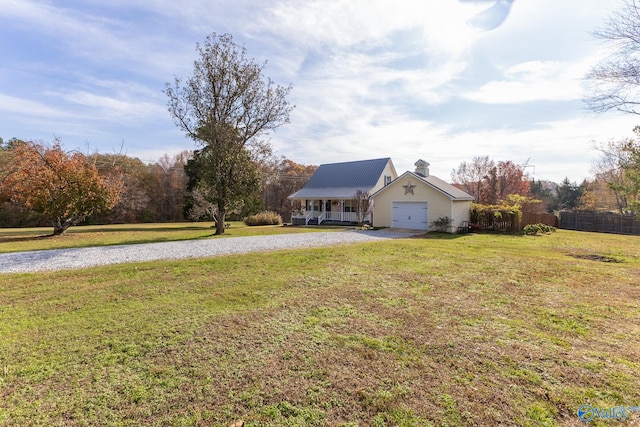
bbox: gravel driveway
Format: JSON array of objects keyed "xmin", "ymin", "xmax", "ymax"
[{"xmin": 0, "ymin": 229, "xmax": 417, "ymax": 273}]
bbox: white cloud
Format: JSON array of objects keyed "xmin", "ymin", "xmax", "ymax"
[
  {"xmin": 252, "ymin": 0, "xmax": 483, "ymax": 85},
  {"xmin": 0, "ymin": 93, "xmax": 73, "ymax": 118},
  {"xmin": 463, "ymin": 60, "xmax": 588, "ymax": 104},
  {"xmin": 1, "ymin": 0, "xmax": 193, "ymax": 79},
  {"xmin": 258, "ymin": 0, "xmax": 480, "ymax": 51},
  {"xmin": 50, "ymin": 90, "xmax": 166, "ymax": 122}
]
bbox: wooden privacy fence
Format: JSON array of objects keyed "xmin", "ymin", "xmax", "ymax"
[
  {"xmin": 471, "ymin": 210, "xmax": 558, "ymax": 233},
  {"xmin": 521, "ymin": 212, "xmax": 559, "ymax": 229},
  {"xmin": 559, "ymin": 211, "xmax": 640, "ymax": 235},
  {"xmin": 470, "ymin": 210, "xmax": 519, "ymax": 232}
]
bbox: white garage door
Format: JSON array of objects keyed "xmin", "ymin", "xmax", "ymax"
[{"xmin": 392, "ymin": 202, "xmax": 428, "ymax": 230}]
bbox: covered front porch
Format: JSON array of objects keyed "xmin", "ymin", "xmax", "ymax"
[{"xmin": 290, "ymin": 199, "xmax": 371, "ymax": 225}]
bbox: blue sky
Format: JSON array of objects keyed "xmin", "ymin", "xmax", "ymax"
[{"xmin": 1, "ymin": 0, "xmax": 638, "ymax": 183}]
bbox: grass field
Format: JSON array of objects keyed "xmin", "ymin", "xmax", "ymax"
[
  {"xmin": 1, "ymin": 227, "xmax": 639, "ymax": 426},
  {"xmin": 0, "ymin": 222, "xmax": 341, "ymax": 254}
]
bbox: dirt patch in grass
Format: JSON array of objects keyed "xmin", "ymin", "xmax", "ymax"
[{"xmin": 569, "ymin": 253, "xmax": 624, "ymax": 263}]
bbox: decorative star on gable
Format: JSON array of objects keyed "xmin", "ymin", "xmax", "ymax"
[{"xmin": 402, "ymin": 180, "xmax": 416, "ymax": 195}]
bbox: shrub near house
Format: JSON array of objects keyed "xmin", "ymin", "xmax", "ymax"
[
  {"xmin": 245, "ymin": 211, "xmax": 282, "ymax": 226},
  {"xmin": 523, "ymin": 223, "xmax": 556, "ymax": 235}
]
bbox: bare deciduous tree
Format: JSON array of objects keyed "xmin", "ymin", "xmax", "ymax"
[
  {"xmin": 451, "ymin": 155, "xmax": 495, "ymax": 202},
  {"xmin": 585, "ymin": 0, "xmax": 640, "ymax": 114},
  {"xmin": 452, "ymin": 156, "xmax": 530, "ymax": 205},
  {"xmin": 353, "ymin": 190, "xmax": 371, "ymax": 226},
  {"xmin": 186, "ymin": 185, "xmax": 218, "ymax": 221}
]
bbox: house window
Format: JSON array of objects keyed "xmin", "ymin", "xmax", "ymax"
[
  {"xmin": 343, "ymin": 200, "xmax": 355, "ymax": 212},
  {"xmin": 313, "ymin": 201, "xmax": 320, "ymax": 211},
  {"xmin": 384, "ymin": 175, "xmax": 392, "ymax": 186},
  {"xmin": 306, "ymin": 200, "xmax": 320, "ymax": 211}
]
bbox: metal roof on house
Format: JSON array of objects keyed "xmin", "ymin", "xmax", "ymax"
[{"xmin": 288, "ymin": 158, "xmax": 391, "ymax": 199}]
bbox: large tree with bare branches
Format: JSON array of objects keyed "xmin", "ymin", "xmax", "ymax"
[
  {"xmin": 585, "ymin": 0, "xmax": 640, "ymax": 114},
  {"xmin": 165, "ymin": 33, "xmax": 293, "ymax": 234}
]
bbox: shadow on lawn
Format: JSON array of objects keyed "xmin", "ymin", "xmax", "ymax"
[
  {"xmin": 0, "ymin": 225, "xmax": 216, "ymax": 249},
  {"xmin": 72, "ymin": 225, "xmax": 211, "ymax": 234},
  {"xmin": 0, "ymin": 234, "xmax": 55, "ymax": 243},
  {"xmin": 411, "ymin": 232, "xmax": 469, "ymax": 240},
  {"xmin": 410, "ymin": 230, "xmax": 541, "ymax": 240}
]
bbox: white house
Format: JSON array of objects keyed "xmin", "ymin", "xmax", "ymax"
[{"xmin": 288, "ymin": 158, "xmax": 398, "ymax": 225}]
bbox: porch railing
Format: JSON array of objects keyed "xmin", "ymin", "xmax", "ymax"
[
  {"xmin": 291, "ymin": 211, "xmax": 371, "ymax": 224},
  {"xmin": 325, "ymin": 212, "xmax": 349, "ymax": 222},
  {"xmin": 325, "ymin": 212, "xmax": 370, "ymax": 223}
]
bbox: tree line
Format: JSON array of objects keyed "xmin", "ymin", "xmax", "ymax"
[
  {"xmin": 0, "ymin": 136, "xmax": 316, "ymax": 233},
  {"xmin": 2, "ymin": 133, "xmax": 637, "ymax": 235},
  {"xmin": 450, "ymin": 144, "xmax": 640, "ymax": 216}
]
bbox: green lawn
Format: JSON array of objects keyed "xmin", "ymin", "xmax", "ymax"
[
  {"xmin": 1, "ymin": 230, "xmax": 639, "ymax": 426},
  {"xmin": 0, "ymin": 222, "xmax": 342, "ymax": 253}
]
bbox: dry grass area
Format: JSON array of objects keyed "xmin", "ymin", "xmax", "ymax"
[{"xmin": 1, "ymin": 230, "xmax": 639, "ymax": 426}]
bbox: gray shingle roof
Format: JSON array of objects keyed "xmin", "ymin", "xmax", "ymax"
[{"xmin": 288, "ymin": 158, "xmax": 391, "ymax": 199}]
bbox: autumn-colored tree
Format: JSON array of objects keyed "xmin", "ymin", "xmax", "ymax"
[
  {"xmin": 147, "ymin": 152, "xmax": 190, "ymax": 222},
  {"xmin": 262, "ymin": 158, "xmax": 317, "ymax": 220},
  {"xmin": 592, "ymin": 136, "xmax": 640, "ymax": 213},
  {"xmin": 0, "ymin": 138, "xmax": 44, "ymax": 227},
  {"xmin": 452, "ymin": 156, "xmax": 529, "ymax": 205},
  {"xmin": 496, "ymin": 160, "xmax": 530, "ymax": 201},
  {"xmin": 0, "ymin": 138, "xmax": 26, "ymax": 201},
  {"xmin": 3, "ymin": 140, "xmax": 123, "ymax": 235},
  {"xmin": 579, "ymin": 176, "xmax": 620, "ymax": 211},
  {"xmin": 88, "ymin": 153, "xmax": 154, "ymax": 223},
  {"xmin": 87, "ymin": 151, "xmax": 190, "ymax": 223}
]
